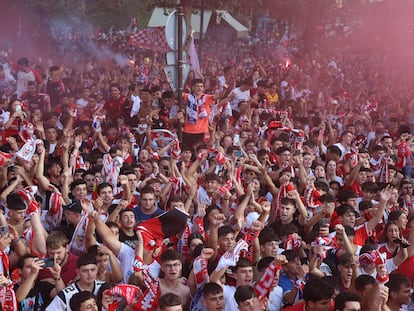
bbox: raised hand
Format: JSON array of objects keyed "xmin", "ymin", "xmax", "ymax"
[
  {"xmin": 118, "ymin": 174, "xmax": 128, "ymax": 186},
  {"xmin": 200, "ymin": 247, "xmax": 215, "ymax": 260}
]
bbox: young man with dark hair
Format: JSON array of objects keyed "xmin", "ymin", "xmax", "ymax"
[
  {"xmin": 159, "ymin": 249, "xmax": 190, "ymax": 309},
  {"xmin": 70, "ymin": 179, "xmax": 87, "ymax": 201},
  {"xmin": 202, "ymin": 282, "xmax": 224, "ymax": 311},
  {"xmin": 270, "ymin": 196, "xmax": 307, "ymax": 238},
  {"xmin": 182, "ymin": 79, "xmax": 220, "ymax": 147},
  {"xmin": 334, "ymin": 292, "xmax": 362, "ymax": 311},
  {"xmin": 284, "ymin": 277, "xmax": 335, "ymax": 311},
  {"xmin": 46, "ymin": 254, "xmax": 104, "ymax": 311},
  {"xmin": 210, "ymin": 257, "xmax": 255, "ymax": 311},
  {"xmin": 336, "ymin": 185, "xmax": 390, "ymax": 246},
  {"xmin": 234, "ymin": 285, "xmax": 267, "ymax": 311},
  {"xmin": 386, "ymin": 274, "xmax": 411, "ymax": 311},
  {"xmin": 258, "ymin": 228, "xmax": 280, "ymax": 258},
  {"xmin": 158, "ymin": 293, "xmax": 183, "ymax": 311},
  {"xmin": 14, "ymin": 254, "xmax": 57, "ymax": 310},
  {"xmin": 69, "ymin": 291, "xmax": 98, "ymax": 311},
  {"xmin": 133, "ymin": 186, "xmax": 164, "ymax": 224}
]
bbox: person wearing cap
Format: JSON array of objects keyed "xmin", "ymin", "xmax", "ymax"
[
  {"xmin": 4, "ymin": 192, "xmax": 27, "ymax": 236},
  {"xmin": 55, "ymin": 199, "xmax": 83, "ymax": 240}
]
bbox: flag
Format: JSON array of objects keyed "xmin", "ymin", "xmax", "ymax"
[
  {"xmin": 0, "ymin": 151, "xmax": 12, "ymax": 168},
  {"xmin": 136, "ymin": 207, "xmax": 189, "ymax": 250},
  {"xmin": 128, "ymin": 27, "xmax": 169, "ymax": 52},
  {"xmin": 69, "ymin": 214, "xmax": 89, "ymax": 256},
  {"xmin": 188, "ymin": 37, "xmax": 202, "ymax": 79},
  {"xmin": 378, "ymin": 154, "xmax": 389, "ymax": 183}
]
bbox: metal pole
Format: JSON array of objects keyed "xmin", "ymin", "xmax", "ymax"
[
  {"xmin": 199, "ymin": 0, "xmax": 204, "ymax": 64},
  {"xmin": 177, "ymin": 6, "xmax": 184, "ymax": 141}
]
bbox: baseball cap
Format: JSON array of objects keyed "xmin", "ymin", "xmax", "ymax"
[{"xmin": 63, "ymin": 200, "xmax": 83, "ymax": 214}]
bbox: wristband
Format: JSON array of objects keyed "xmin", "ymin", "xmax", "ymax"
[{"xmin": 13, "ymin": 238, "xmax": 21, "ymax": 244}]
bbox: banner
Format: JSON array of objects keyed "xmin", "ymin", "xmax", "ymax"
[{"xmin": 129, "ymin": 27, "xmax": 169, "ymax": 52}]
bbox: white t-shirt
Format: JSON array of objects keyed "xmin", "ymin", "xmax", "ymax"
[
  {"xmin": 117, "ymin": 242, "xmax": 160, "ymax": 283},
  {"xmin": 268, "ymin": 286, "xmax": 283, "ymax": 311},
  {"xmin": 229, "ymin": 87, "xmax": 250, "ymax": 112},
  {"xmin": 16, "ymin": 70, "xmax": 35, "ymax": 98},
  {"xmin": 76, "ymin": 98, "xmax": 89, "ymax": 108},
  {"xmin": 223, "ymin": 285, "xmax": 238, "ymax": 311},
  {"xmin": 46, "ymin": 280, "xmax": 105, "ymax": 311}
]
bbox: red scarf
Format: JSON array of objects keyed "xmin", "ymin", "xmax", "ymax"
[
  {"xmin": 0, "ymin": 250, "xmax": 17, "ymax": 311},
  {"xmin": 132, "ymin": 256, "xmax": 160, "ymax": 310},
  {"xmin": 107, "ymin": 284, "xmax": 143, "ymax": 311},
  {"xmin": 255, "ymin": 262, "xmax": 281, "ymax": 298}
]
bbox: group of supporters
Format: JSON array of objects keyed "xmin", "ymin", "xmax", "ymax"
[{"xmin": 1, "ymin": 9, "xmax": 414, "ymax": 311}]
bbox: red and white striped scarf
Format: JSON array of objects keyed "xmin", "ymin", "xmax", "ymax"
[
  {"xmin": 304, "ymin": 185, "xmax": 321, "ymax": 211},
  {"xmin": 107, "ymin": 284, "xmax": 143, "ymax": 311},
  {"xmin": 102, "ymin": 154, "xmax": 123, "ymax": 194},
  {"xmin": 241, "ymin": 229, "xmax": 259, "ymax": 262},
  {"xmin": 131, "ymin": 256, "xmax": 160, "ymax": 310},
  {"xmin": 44, "ymin": 192, "xmax": 63, "ymax": 232},
  {"xmin": 0, "ymin": 250, "xmax": 17, "ymax": 311},
  {"xmin": 193, "ymin": 257, "xmax": 209, "ymax": 289},
  {"xmin": 378, "ymin": 154, "xmax": 389, "ymax": 183},
  {"xmin": 255, "ymin": 261, "xmax": 282, "ymax": 298},
  {"xmin": 0, "ymin": 151, "xmax": 12, "ymax": 168}
]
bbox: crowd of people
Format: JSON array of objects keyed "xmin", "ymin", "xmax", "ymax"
[{"xmin": 1, "ymin": 6, "xmax": 414, "ymax": 311}]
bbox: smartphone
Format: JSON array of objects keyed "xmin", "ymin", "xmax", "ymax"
[
  {"xmin": 234, "ymin": 149, "xmax": 243, "ymax": 158},
  {"xmin": 233, "ymin": 134, "xmax": 240, "ymax": 146},
  {"xmin": 0, "ymin": 225, "xmax": 9, "ymax": 235},
  {"xmin": 321, "ymin": 218, "xmax": 329, "ymax": 227},
  {"xmin": 15, "ymin": 105, "xmax": 22, "ymax": 112},
  {"xmin": 43, "ymin": 258, "xmax": 55, "ymax": 268}
]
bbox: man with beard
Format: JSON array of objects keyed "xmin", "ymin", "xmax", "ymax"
[{"xmin": 38, "ymin": 231, "xmax": 78, "ymax": 286}]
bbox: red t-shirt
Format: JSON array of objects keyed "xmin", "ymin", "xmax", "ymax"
[
  {"xmin": 38, "ymin": 253, "xmax": 79, "ymax": 286},
  {"xmin": 284, "ymin": 301, "xmax": 334, "ymax": 311}
]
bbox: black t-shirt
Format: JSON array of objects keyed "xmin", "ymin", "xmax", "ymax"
[
  {"xmin": 119, "ymin": 230, "xmax": 137, "ymax": 250},
  {"xmin": 269, "ymin": 219, "xmax": 302, "ymax": 238},
  {"xmin": 14, "ymin": 280, "xmax": 54, "ymax": 311}
]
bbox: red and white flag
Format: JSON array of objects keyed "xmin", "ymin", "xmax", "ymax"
[{"xmin": 128, "ymin": 27, "xmax": 169, "ymax": 52}]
